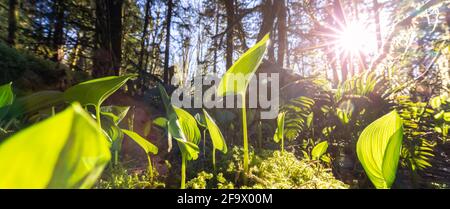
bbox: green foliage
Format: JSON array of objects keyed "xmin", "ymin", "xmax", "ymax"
[
  {"xmin": 7, "ymin": 91, "xmax": 64, "ymax": 118},
  {"xmin": 311, "ymin": 141, "xmax": 328, "ymax": 160},
  {"xmin": 356, "ymin": 111, "xmax": 403, "ymax": 189},
  {"xmin": 216, "ymin": 34, "xmax": 270, "ymax": 97},
  {"xmin": 0, "ymin": 103, "xmax": 111, "ymax": 188},
  {"xmin": 203, "ymin": 109, "xmax": 227, "ymax": 154},
  {"xmin": 0, "ymin": 43, "xmax": 63, "ymax": 88},
  {"xmin": 246, "ymin": 151, "xmax": 348, "ymax": 189},
  {"xmin": 273, "ymin": 111, "xmax": 286, "ymax": 152},
  {"xmin": 216, "ymin": 34, "xmax": 270, "ymax": 180},
  {"xmin": 95, "ymin": 164, "xmax": 165, "ymax": 189},
  {"xmin": 282, "ymin": 96, "xmax": 315, "ymax": 141},
  {"xmin": 122, "ymin": 129, "xmax": 158, "ymax": 177},
  {"xmin": 0, "ymin": 82, "xmax": 14, "ymax": 121},
  {"xmin": 186, "ymin": 171, "xmax": 214, "ymax": 189},
  {"xmin": 158, "ymin": 84, "xmax": 201, "ymax": 188}
]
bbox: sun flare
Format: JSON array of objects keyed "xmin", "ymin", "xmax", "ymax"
[{"xmin": 336, "ymin": 21, "xmax": 375, "ymax": 55}]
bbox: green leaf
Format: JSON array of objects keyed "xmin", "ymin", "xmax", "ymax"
[
  {"xmin": 195, "ymin": 113, "xmax": 206, "ymax": 127},
  {"xmin": 158, "ymin": 84, "xmax": 200, "ymax": 160},
  {"xmin": 100, "ymin": 106, "xmax": 130, "ymax": 125},
  {"xmin": 173, "ymin": 107, "xmax": 201, "ymax": 145},
  {"xmin": 217, "ymin": 34, "xmax": 270, "ymax": 96},
  {"xmin": 311, "ymin": 141, "xmax": 329, "ymax": 160},
  {"xmin": 0, "ymin": 103, "xmax": 111, "ymax": 188},
  {"xmin": 122, "ymin": 129, "xmax": 158, "ymax": 155},
  {"xmin": 153, "ymin": 117, "xmax": 168, "ymax": 129},
  {"xmin": 64, "ymin": 74, "xmax": 137, "ymax": 108},
  {"xmin": 443, "ymin": 112, "xmax": 450, "ymax": 122},
  {"xmin": 0, "ymin": 82, "xmax": 14, "ymax": 120},
  {"xmin": 203, "ymin": 109, "xmax": 227, "ymax": 153},
  {"xmin": 356, "ymin": 110, "xmax": 403, "ymax": 189},
  {"xmin": 306, "ymin": 112, "xmax": 314, "ymax": 128},
  {"xmin": 430, "ymin": 96, "xmax": 442, "ymax": 109},
  {"xmin": 8, "ymin": 91, "xmax": 63, "ymax": 118},
  {"xmin": 274, "ymin": 112, "xmax": 286, "ymax": 143}
]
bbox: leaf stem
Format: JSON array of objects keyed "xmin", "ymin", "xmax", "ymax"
[
  {"xmin": 181, "ymin": 154, "xmax": 186, "ymax": 189},
  {"xmin": 147, "ymin": 155, "xmax": 154, "ymax": 180},
  {"xmin": 241, "ymin": 93, "xmax": 249, "ymax": 184},
  {"xmin": 212, "ymin": 148, "xmax": 216, "ymax": 171},
  {"xmin": 95, "ymin": 106, "xmax": 101, "ymax": 128}
]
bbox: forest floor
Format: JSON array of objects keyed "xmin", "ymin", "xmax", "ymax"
[{"xmin": 105, "ymin": 92, "xmax": 169, "ymax": 177}]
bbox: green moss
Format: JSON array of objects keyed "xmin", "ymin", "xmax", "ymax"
[
  {"xmin": 245, "ymin": 151, "xmax": 348, "ymax": 189},
  {"xmin": 95, "ymin": 164, "xmax": 165, "ymax": 189}
]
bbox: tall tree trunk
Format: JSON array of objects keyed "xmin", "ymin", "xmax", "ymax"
[
  {"xmin": 93, "ymin": 0, "xmax": 124, "ymax": 77},
  {"xmin": 163, "ymin": 0, "xmax": 173, "ymax": 84},
  {"xmin": 213, "ymin": 0, "xmax": 220, "ymax": 73},
  {"xmin": 138, "ymin": 0, "xmax": 152, "ymax": 89},
  {"xmin": 52, "ymin": 0, "xmax": 65, "ymax": 63},
  {"xmin": 372, "ymin": 0, "xmax": 382, "ymax": 51},
  {"xmin": 276, "ymin": 0, "xmax": 287, "ymax": 67},
  {"xmin": 258, "ymin": 0, "xmax": 281, "ymax": 62},
  {"xmin": 7, "ymin": 0, "xmax": 18, "ymax": 47},
  {"xmin": 224, "ymin": 0, "xmax": 235, "ymax": 70}
]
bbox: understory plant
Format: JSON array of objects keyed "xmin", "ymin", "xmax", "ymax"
[{"xmin": 216, "ymin": 34, "xmax": 270, "ymax": 180}]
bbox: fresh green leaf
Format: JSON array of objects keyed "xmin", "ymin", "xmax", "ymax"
[
  {"xmin": 356, "ymin": 110, "xmax": 403, "ymax": 189},
  {"xmin": 100, "ymin": 106, "xmax": 130, "ymax": 124},
  {"xmin": 64, "ymin": 74, "xmax": 137, "ymax": 108},
  {"xmin": 0, "ymin": 82, "xmax": 14, "ymax": 120},
  {"xmin": 217, "ymin": 34, "xmax": 270, "ymax": 96},
  {"xmin": 203, "ymin": 109, "xmax": 227, "ymax": 153},
  {"xmin": 311, "ymin": 141, "xmax": 329, "ymax": 160},
  {"xmin": 195, "ymin": 113, "xmax": 206, "ymax": 127},
  {"xmin": 7, "ymin": 91, "xmax": 63, "ymax": 118},
  {"xmin": 0, "ymin": 103, "xmax": 111, "ymax": 188},
  {"xmin": 122, "ymin": 129, "xmax": 158, "ymax": 155},
  {"xmin": 274, "ymin": 112, "xmax": 286, "ymax": 143},
  {"xmin": 153, "ymin": 117, "xmax": 168, "ymax": 129}
]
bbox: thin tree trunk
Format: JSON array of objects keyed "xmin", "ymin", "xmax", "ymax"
[
  {"xmin": 224, "ymin": 0, "xmax": 235, "ymax": 70},
  {"xmin": 213, "ymin": 0, "xmax": 220, "ymax": 73},
  {"xmin": 7, "ymin": 0, "xmax": 18, "ymax": 47},
  {"xmin": 93, "ymin": 0, "xmax": 124, "ymax": 77},
  {"xmin": 277, "ymin": 0, "xmax": 287, "ymax": 67},
  {"xmin": 163, "ymin": 0, "xmax": 173, "ymax": 84},
  {"xmin": 52, "ymin": 0, "xmax": 65, "ymax": 63},
  {"xmin": 372, "ymin": 0, "xmax": 382, "ymax": 51},
  {"xmin": 138, "ymin": 0, "xmax": 152, "ymax": 90}
]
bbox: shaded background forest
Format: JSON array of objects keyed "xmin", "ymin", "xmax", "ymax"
[
  {"xmin": 0, "ymin": 0, "xmax": 449, "ymax": 189},
  {"xmin": 1, "ymin": 0, "xmax": 448, "ymax": 94}
]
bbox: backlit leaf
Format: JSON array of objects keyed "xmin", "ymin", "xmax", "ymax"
[
  {"xmin": 0, "ymin": 82, "xmax": 14, "ymax": 120},
  {"xmin": 312, "ymin": 141, "xmax": 329, "ymax": 160},
  {"xmin": 356, "ymin": 110, "xmax": 403, "ymax": 189},
  {"xmin": 0, "ymin": 103, "xmax": 111, "ymax": 188},
  {"xmin": 217, "ymin": 34, "xmax": 270, "ymax": 96},
  {"xmin": 203, "ymin": 109, "xmax": 227, "ymax": 153},
  {"xmin": 64, "ymin": 74, "xmax": 137, "ymax": 108}
]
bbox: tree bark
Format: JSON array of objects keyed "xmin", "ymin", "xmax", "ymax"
[
  {"xmin": 138, "ymin": 0, "xmax": 152, "ymax": 89},
  {"xmin": 276, "ymin": 0, "xmax": 287, "ymax": 67},
  {"xmin": 52, "ymin": 0, "xmax": 65, "ymax": 63},
  {"xmin": 163, "ymin": 0, "xmax": 173, "ymax": 84},
  {"xmin": 93, "ymin": 0, "xmax": 124, "ymax": 77},
  {"xmin": 224, "ymin": 0, "xmax": 235, "ymax": 70},
  {"xmin": 372, "ymin": 0, "xmax": 382, "ymax": 51},
  {"xmin": 7, "ymin": 0, "xmax": 18, "ymax": 47}
]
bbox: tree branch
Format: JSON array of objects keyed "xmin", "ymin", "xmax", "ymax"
[{"xmin": 369, "ymin": 0, "xmax": 442, "ymax": 71}]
